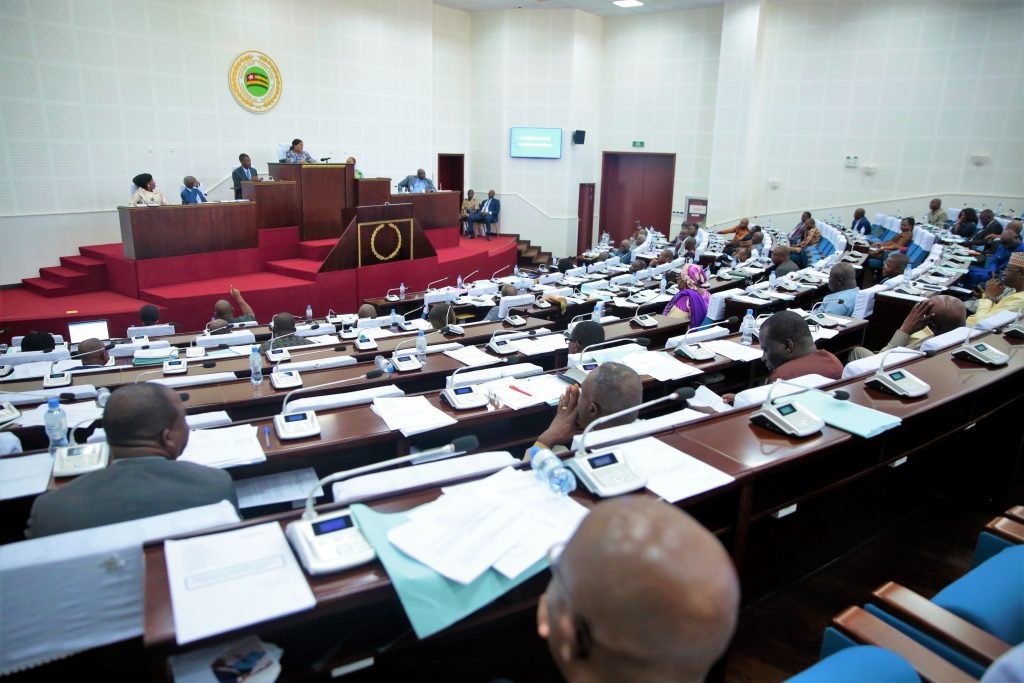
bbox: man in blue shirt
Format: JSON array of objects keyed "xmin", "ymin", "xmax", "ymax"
[
  {"xmin": 180, "ymin": 176, "xmax": 207, "ymax": 204},
  {"xmin": 850, "ymin": 207, "xmax": 871, "ymax": 236},
  {"xmin": 819, "ymin": 262, "xmax": 858, "ymax": 316},
  {"xmin": 396, "ymin": 169, "xmax": 436, "ymax": 193}
]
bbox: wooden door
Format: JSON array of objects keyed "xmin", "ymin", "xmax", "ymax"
[
  {"xmin": 437, "ymin": 154, "xmax": 464, "ymax": 196},
  {"xmin": 577, "ymin": 183, "xmax": 595, "ymax": 254},
  {"xmin": 598, "ymin": 152, "xmax": 676, "ymax": 244}
]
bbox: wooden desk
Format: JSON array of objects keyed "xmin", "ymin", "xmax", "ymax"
[
  {"xmin": 241, "ymin": 180, "xmax": 300, "ymax": 229},
  {"xmin": 268, "ymin": 163, "xmax": 356, "ymax": 240},
  {"xmin": 118, "ymin": 203, "xmax": 258, "ymax": 259},
  {"xmin": 388, "ymin": 191, "xmax": 460, "ymax": 229}
]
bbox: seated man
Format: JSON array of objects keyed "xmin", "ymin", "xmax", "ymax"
[
  {"xmin": 212, "ymin": 287, "xmax": 256, "ymax": 324},
  {"xmin": 819, "ymin": 263, "xmax": 858, "ymax": 316},
  {"xmin": 538, "ymin": 497, "xmax": 739, "ymax": 683},
  {"xmin": 720, "ymin": 218, "xmax": 750, "ymax": 252},
  {"xmin": 680, "ymin": 236, "xmax": 698, "ymax": 262},
  {"xmin": 789, "ymin": 211, "xmax": 813, "ymax": 245},
  {"xmin": 968, "ymin": 252, "xmax": 1024, "ymax": 326},
  {"xmin": 460, "ymin": 189, "xmax": 479, "ymax": 237},
  {"xmin": 180, "ymin": 176, "xmax": 207, "ymax": 204},
  {"xmin": 427, "ymin": 302, "xmax": 453, "ymax": 330},
  {"xmin": 357, "ymin": 303, "xmax": 377, "ymax": 319},
  {"xmin": 879, "ymin": 252, "xmax": 909, "ymax": 284},
  {"xmin": 466, "ymin": 189, "xmax": 500, "ymax": 240},
  {"xmin": 766, "ymin": 244, "xmax": 798, "ymax": 277},
  {"xmin": 790, "ymin": 218, "xmax": 822, "ymax": 267},
  {"xmin": 532, "ymin": 362, "xmax": 642, "ymax": 453},
  {"xmin": 484, "ymin": 284, "xmax": 519, "ymax": 322},
  {"xmin": 396, "ymin": 168, "xmax": 435, "ymax": 193},
  {"xmin": 566, "ymin": 320, "xmax": 605, "ymax": 356},
  {"xmin": 749, "ymin": 229, "xmax": 765, "ymax": 257},
  {"xmin": 613, "ymin": 239, "xmax": 634, "ymax": 264},
  {"xmin": 850, "ymin": 207, "xmax": 872, "ymax": 236},
  {"xmin": 848, "ymin": 295, "xmax": 966, "ymax": 360},
  {"xmin": 733, "ymin": 247, "xmax": 753, "ymax": 264},
  {"xmin": 260, "ymin": 313, "xmax": 310, "ymax": 352},
  {"xmin": 926, "ymin": 197, "xmax": 948, "ymax": 227},
  {"xmin": 967, "ymin": 229, "xmax": 1023, "ymax": 287},
  {"xmin": 72, "ymin": 338, "xmax": 109, "ymax": 370},
  {"xmin": 26, "ymin": 384, "xmax": 238, "ymax": 537},
  {"xmin": 139, "ymin": 303, "xmax": 160, "ymax": 326},
  {"xmin": 20, "ymin": 331, "xmax": 56, "ymax": 352},
  {"xmin": 759, "ymin": 311, "xmax": 843, "ymax": 382},
  {"xmin": 650, "ymin": 248, "xmax": 674, "ymax": 267},
  {"xmin": 231, "ymin": 153, "xmax": 259, "ymax": 199}
]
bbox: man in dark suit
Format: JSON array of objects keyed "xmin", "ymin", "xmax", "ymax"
[
  {"xmin": 466, "ymin": 189, "xmax": 501, "ymax": 240},
  {"xmin": 26, "ymin": 383, "xmax": 238, "ymax": 537},
  {"xmin": 231, "ymin": 153, "xmax": 260, "ymax": 199},
  {"xmin": 396, "ymin": 168, "xmax": 436, "ymax": 193}
]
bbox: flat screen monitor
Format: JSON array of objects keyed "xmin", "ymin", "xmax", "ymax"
[
  {"xmin": 510, "ymin": 127, "xmax": 562, "ymax": 159},
  {"xmin": 68, "ymin": 319, "xmax": 110, "ymax": 344}
]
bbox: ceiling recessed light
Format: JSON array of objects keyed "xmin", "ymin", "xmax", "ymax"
[{"xmin": 613, "ymin": 0, "xmax": 644, "ymax": 8}]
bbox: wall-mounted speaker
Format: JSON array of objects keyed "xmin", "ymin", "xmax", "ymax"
[{"xmin": 572, "ymin": 130, "xmax": 586, "ymax": 145}]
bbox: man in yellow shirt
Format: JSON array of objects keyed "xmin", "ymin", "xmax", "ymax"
[
  {"xmin": 968, "ymin": 252, "xmax": 1024, "ymax": 326},
  {"xmin": 460, "ymin": 189, "xmax": 479, "ymax": 237}
]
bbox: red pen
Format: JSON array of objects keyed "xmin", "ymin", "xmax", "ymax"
[{"xmin": 509, "ymin": 384, "xmax": 533, "ymax": 397}]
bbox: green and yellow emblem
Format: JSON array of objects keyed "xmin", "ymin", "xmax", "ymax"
[{"xmin": 229, "ymin": 51, "xmax": 281, "ymax": 113}]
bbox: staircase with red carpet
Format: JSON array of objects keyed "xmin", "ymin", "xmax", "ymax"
[{"xmin": 22, "ymin": 249, "xmax": 110, "ymax": 297}]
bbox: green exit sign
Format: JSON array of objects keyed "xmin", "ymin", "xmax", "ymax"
[{"xmin": 632, "ymin": 141, "xmax": 645, "ymax": 148}]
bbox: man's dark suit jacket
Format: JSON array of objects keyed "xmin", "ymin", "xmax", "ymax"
[
  {"xmin": 27, "ymin": 457, "xmax": 238, "ymax": 538},
  {"xmin": 231, "ymin": 165, "xmax": 260, "ymax": 199}
]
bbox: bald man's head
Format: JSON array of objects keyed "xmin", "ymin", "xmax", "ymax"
[
  {"xmin": 927, "ymin": 295, "xmax": 966, "ymax": 335},
  {"xmin": 271, "ymin": 312, "xmax": 296, "ymax": 335},
  {"xmin": 213, "ymin": 299, "xmax": 233, "ymax": 320},
  {"xmin": 576, "ymin": 362, "xmax": 642, "ymax": 431},
  {"xmin": 77, "ymin": 338, "xmax": 109, "ymax": 366},
  {"xmin": 500, "ymin": 284, "xmax": 518, "ymax": 298},
  {"xmin": 357, "ymin": 304, "xmax": 377, "ymax": 319},
  {"xmin": 828, "ymin": 262, "xmax": 856, "ymax": 291},
  {"xmin": 772, "ymin": 244, "xmax": 791, "ymax": 265},
  {"xmin": 102, "ymin": 384, "xmax": 189, "ymax": 459},
  {"xmin": 539, "ymin": 498, "xmax": 739, "ymax": 683}
]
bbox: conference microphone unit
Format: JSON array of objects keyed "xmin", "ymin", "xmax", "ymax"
[
  {"xmin": 864, "ymin": 347, "xmax": 930, "ymax": 398},
  {"xmin": 750, "ymin": 380, "xmax": 850, "ymax": 438},
  {"xmin": 275, "ymin": 369, "xmax": 385, "ymax": 440},
  {"xmin": 674, "ymin": 317, "xmax": 738, "ymax": 362}
]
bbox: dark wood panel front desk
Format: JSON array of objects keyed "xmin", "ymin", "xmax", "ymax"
[
  {"xmin": 389, "ymin": 191, "xmax": 460, "ymax": 229},
  {"xmin": 139, "ymin": 332, "xmax": 1024, "ymax": 677},
  {"xmin": 118, "ymin": 202, "xmax": 258, "ymax": 259}
]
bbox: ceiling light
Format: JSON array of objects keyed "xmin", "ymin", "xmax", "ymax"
[{"xmin": 613, "ymin": 0, "xmax": 644, "ymax": 8}]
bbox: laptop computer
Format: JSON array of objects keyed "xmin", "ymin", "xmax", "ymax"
[{"xmin": 68, "ymin": 319, "xmax": 110, "ymax": 344}]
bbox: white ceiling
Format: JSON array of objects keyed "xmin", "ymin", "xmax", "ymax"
[{"xmin": 434, "ymin": 0, "xmax": 726, "ymax": 18}]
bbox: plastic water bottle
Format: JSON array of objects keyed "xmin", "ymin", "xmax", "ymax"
[
  {"xmin": 514, "ymin": 264, "xmax": 520, "ymax": 277},
  {"xmin": 305, "ymin": 304, "xmax": 313, "ymax": 321},
  {"xmin": 44, "ymin": 397, "xmax": 68, "ymax": 454},
  {"xmin": 374, "ymin": 354, "xmax": 394, "ymax": 374},
  {"xmin": 399, "ymin": 282, "xmax": 406, "ymax": 300},
  {"xmin": 769, "ymin": 270, "xmax": 778, "ymax": 287},
  {"xmin": 592, "ymin": 299, "xmax": 605, "ymax": 322},
  {"xmin": 659, "ymin": 275, "xmax": 667, "ymax": 294},
  {"xmin": 904, "ymin": 263, "xmax": 914, "ymax": 281},
  {"xmin": 249, "ymin": 345, "xmax": 263, "ymax": 385},
  {"xmin": 96, "ymin": 387, "xmax": 111, "ymax": 408},
  {"xmin": 415, "ymin": 330, "xmax": 427, "ymax": 362},
  {"xmin": 456, "ymin": 274, "xmax": 463, "ymax": 289},
  {"xmin": 390, "ymin": 308, "xmax": 399, "ymax": 332},
  {"xmin": 527, "ymin": 446, "xmax": 577, "ymax": 496},
  {"xmin": 740, "ymin": 309, "xmax": 755, "ymax": 346}
]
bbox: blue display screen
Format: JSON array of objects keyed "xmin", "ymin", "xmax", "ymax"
[
  {"xmin": 455, "ymin": 386, "xmax": 473, "ymax": 395},
  {"xmin": 313, "ymin": 515, "xmax": 351, "ymax": 535},
  {"xmin": 510, "ymin": 127, "xmax": 562, "ymax": 159},
  {"xmin": 778, "ymin": 404, "xmax": 796, "ymax": 416},
  {"xmin": 588, "ymin": 453, "xmax": 619, "ymax": 469},
  {"xmin": 889, "ymin": 371, "xmax": 905, "ymax": 380},
  {"xmin": 285, "ymin": 413, "xmax": 306, "ymax": 423}
]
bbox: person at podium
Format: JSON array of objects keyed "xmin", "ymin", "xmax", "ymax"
[
  {"xmin": 231, "ymin": 153, "xmax": 260, "ymax": 199},
  {"xmin": 285, "ymin": 139, "xmax": 316, "ymax": 164},
  {"xmin": 396, "ymin": 168, "xmax": 436, "ymax": 193},
  {"xmin": 129, "ymin": 173, "xmax": 169, "ymax": 206}
]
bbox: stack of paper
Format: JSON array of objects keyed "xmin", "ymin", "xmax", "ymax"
[
  {"xmin": 611, "ymin": 436, "xmax": 735, "ymax": 503},
  {"xmin": 687, "ymin": 385, "xmax": 732, "ymax": 413},
  {"xmin": 570, "ymin": 408, "xmax": 707, "ymax": 450},
  {"xmin": 510, "ymin": 334, "xmax": 567, "ymax": 356},
  {"xmin": 702, "ymin": 339, "xmax": 763, "ymax": 362},
  {"xmin": 587, "ymin": 342, "xmax": 647, "ymax": 364},
  {"xmin": 792, "ymin": 393, "xmax": 901, "ymax": 438},
  {"xmin": 177, "ymin": 425, "xmax": 266, "ymax": 468},
  {"xmin": 371, "ymin": 396, "xmax": 457, "ymax": 436},
  {"xmin": 0, "ymin": 453, "xmax": 55, "ymax": 501},
  {"xmin": 618, "ymin": 351, "xmax": 703, "ymax": 381},
  {"xmin": 16, "ymin": 399, "xmax": 103, "ymax": 428},
  {"xmin": 486, "ymin": 373, "xmax": 570, "ymax": 410},
  {"xmin": 444, "ymin": 346, "xmax": 501, "ymax": 367},
  {"xmin": 234, "ymin": 467, "xmax": 324, "ymax": 510},
  {"xmin": 0, "ymin": 360, "xmax": 84, "ymax": 382}
]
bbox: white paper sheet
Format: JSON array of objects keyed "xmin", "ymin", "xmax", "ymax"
[
  {"xmin": 487, "ymin": 373, "xmax": 570, "ymax": 410},
  {"xmin": 15, "ymin": 399, "xmax": 102, "ymax": 428},
  {"xmin": 702, "ymin": 339, "xmax": 763, "ymax": 362},
  {"xmin": 615, "ymin": 437, "xmax": 735, "ymax": 503},
  {"xmin": 444, "ymin": 346, "xmax": 502, "ymax": 367},
  {"xmin": 370, "ymin": 396, "xmax": 457, "ymax": 436},
  {"xmin": 164, "ymin": 522, "xmax": 316, "ymax": 645},
  {"xmin": 0, "ymin": 453, "xmax": 55, "ymax": 500},
  {"xmin": 177, "ymin": 425, "xmax": 266, "ymax": 468},
  {"xmin": 811, "ymin": 328, "xmax": 840, "ymax": 341},
  {"xmin": 288, "ymin": 384, "xmax": 405, "ymax": 413},
  {"xmin": 689, "ymin": 385, "xmax": 732, "ymax": 413},
  {"xmin": 235, "ymin": 467, "xmax": 324, "ymax": 509},
  {"xmin": 570, "ymin": 408, "xmax": 706, "ymax": 450},
  {"xmin": 510, "ymin": 334, "xmax": 567, "ymax": 356},
  {"xmin": 618, "ymin": 351, "xmax": 703, "ymax": 381}
]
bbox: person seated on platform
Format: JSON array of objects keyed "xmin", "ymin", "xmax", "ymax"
[
  {"xmin": 851, "ymin": 207, "xmax": 872, "ymax": 236},
  {"xmin": 72, "ymin": 338, "xmax": 109, "ymax": 370},
  {"xmin": 759, "ymin": 310, "xmax": 843, "ymax": 382},
  {"xmin": 791, "ymin": 218, "xmax": 822, "ymax": 267},
  {"xmin": 467, "ymin": 189, "xmax": 501, "ymax": 240},
  {"xmin": 357, "ymin": 304, "xmax": 377, "ymax": 319},
  {"xmin": 819, "ymin": 263, "xmax": 858, "ymax": 317},
  {"xmin": 662, "ymin": 264, "xmax": 710, "ymax": 324},
  {"xmin": 789, "ymin": 211, "xmax": 812, "ymax": 245},
  {"xmin": 538, "ymin": 497, "xmax": 739, "ymax": 683},
  {"xmin": 720, "ymin": 217, "xmax": 750, "ymax": 253},
  {"xmin": 968, "ymin": 252, "xmax": 1024, "ymax": 326},
  {"xmin": 484, "ymin": 285, "xmax": 519, "ymax": 322},
  {"xmin": 20, "ymin": 331, "xmax": 56, "ymax": 352},
  {"xmin": 566, "ymin": 320, "xmax": 605, "ymax": 356},
  {"xmin": 952, "ymin": 207, "xmax": 979, "ymax": 239},
  {"xmin": 345, "ymin": 156, "xmax": 363, "ymax": 179},
  {"xmin": 180, "ymin": 176, "xmax": 208, "ymax": 205},
  {"xmin": 129, "ymin": 173, "xmax": 169, "ymax": 206},
  {"xmin": 396, "ymin": 168, "xmax": 436, "ymax": 194},
  {"xmin": 460, "ymin": 189, "xmax": 479, "ymax": 237},
  {"xmin": 681, "ymin": 237, "xmax": 698, "ymax": 263},
  {"xmin": 231, "ymin": 153, "xmax": 260, "ymax": 199},
  {"xmin": 427, "ymin": 302, "xmax": 453, "ymax": 330},
  {"xmin": 966, "ymin": 229, "xmax": 1023, "ymax": 287},
  {"xmin": 139, "ymin": 304, "xmax": 160, "ymax": 326},
  {"xmin": 212, "ymin": 287, "xmax": 256, "ymax": 325},
  {"xmin": 926, "ymin": 198, "xmax": 948, "ymax": 226},
  {"xmin": 260, "ymin": 313, "xmax": 311, "ymax": 352},
  {"xmin": 847, "ymin": 295, "xmax": 966, "ymax": 361},
  {"xmin": 879, "ymin": 252, "xmax": 909, "ymax": 284},
  {"xmin": 531, "ymin": 362, "xmax": 642, "ymax": 453},
  {"xmin": 766, "ymin": 244, "xmax": 799, "ymax": 278},
  {"xmin": 26, "ymin": 383, "xmax": 238, "ymax": 538},
  {"xmin": 285, "ymin": 139, "xmax": 316, "ymax": 164}
]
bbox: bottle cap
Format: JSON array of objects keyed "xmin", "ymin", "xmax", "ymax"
[{"xmin": 47, "ymin": 397, "xmax": 60, "ymax": 408}]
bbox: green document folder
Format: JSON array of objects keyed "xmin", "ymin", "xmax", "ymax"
[
  {"xmin": 350, "ymin": 503, "xmax": 548, "ymax": 639},
  {"xmin": 792, "ymin": 392, "xmax": 901, "ymax": 438}
]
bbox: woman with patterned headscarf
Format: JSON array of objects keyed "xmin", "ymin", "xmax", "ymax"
[
  {"xmin": 662, "ymin": 264, "xmax": 710, "ymax": 324},
  {"xmin": 129, "ymin": 173, "xmax": 169, "ymax": 206}
]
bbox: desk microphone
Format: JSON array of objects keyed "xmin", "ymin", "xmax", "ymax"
[
  {"xmin": 865, "ymin": 347, "xmax": 930, "ymax": 397},
  {"xmin": 674, "ymin": 317, "xmax": 738, "ymax": 361},
  {"xmin": 320, "ymin": 157, "xmax": 331, "ymax": 163},
  {"xmin": 750, "ymin": 379, "xmax": 849, "ymax": 438},
  {"xmin": 457, "ymin": 269, "xmax": 479, "ymax": 287},
  {"xmin": 491, "ymin": 265, "xmax": 510, "ymax": 281},
  {"xmin": 280, "ymin": 369, "xmax": 384, "ymax": 415},
  {"xmin": 425, "ymin": 276, "xmax": 449, "ymax": 292}
]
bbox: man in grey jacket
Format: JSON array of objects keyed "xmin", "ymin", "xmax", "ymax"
[{"xmin": 396, "ymin": 168, "xmax": 436, "ymax": 193}]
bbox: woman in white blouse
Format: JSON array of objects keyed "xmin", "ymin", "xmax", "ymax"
[{"xmin": 129, "ymin": 173, "xmax": 169, "ymax": 206}]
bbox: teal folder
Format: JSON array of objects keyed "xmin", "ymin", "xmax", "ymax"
[
  {"xmin": 350, "ymin": 503, "xmax": 548, "ymax": 639},
  {"xmin": 792, "ymin": 392, "xmax": 901, "ymax": 438}
]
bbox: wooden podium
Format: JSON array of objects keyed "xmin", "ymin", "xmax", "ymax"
[
  {"xmin": 241, "ymin": 180, "xmax": 299, "ymax": 229},
  {"xmin": 118, "ymin": 203, "xmax": 257, "ymax": 259},
  {"xmin": 319, "ymin": 204, "xmax": 436, "ymax": 271},
  {"xmin": 267, "ymin": 162, "xmax": 356, "ymax": 240}
]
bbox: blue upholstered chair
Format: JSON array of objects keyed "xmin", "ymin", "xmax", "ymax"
[{"xmin": 785, "ymin": 645, "xmax": 920, "ymax": 682}]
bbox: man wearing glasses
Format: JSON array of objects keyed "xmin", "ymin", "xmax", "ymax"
[{"xmin": 538, "ymin": 497, "xmax": 740, "ymax": 682}]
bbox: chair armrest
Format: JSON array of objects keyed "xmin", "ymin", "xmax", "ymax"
[
  {"xmin": 987, "ymin": 516, "xmax": 1024, "ymax": 544},
  {"xmin": 1003, "ymin": 506, "xmax": 1024, "ymax": 525},
  {"xmin": 832, "ymin": 606, "xmax": 977, "ymax": 683},
  {"xmin": 870, "ymin": 582, "xmax": 1011, "ymax": 666}
]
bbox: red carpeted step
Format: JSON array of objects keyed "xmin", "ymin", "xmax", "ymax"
[
  {"xmin": 21, "ymin": 276, "xmax": 73, "ymax": 297},
  {"xmin": 78, "ymin": 244, "xmax": 124, "ymax": 260},
  {"xmin": 298, "ymin": 239, "xmax": 337, "ymax": 261},
  {"xmin": 60, "ymin": 255, "xmax": 105, "ymax": 272},
  {"xmin": 59, "ymin": 255, "xmax": 109, "ymax": 291},
  {"xmin": 266, "ymin": 259, "xmax": 321, "ymax": 281},
  {"xmin": 39, "ymin": 266, "xmax": 90, "ymax": 287}
]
